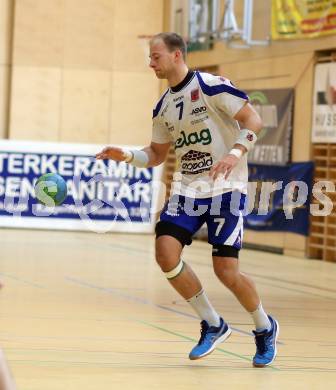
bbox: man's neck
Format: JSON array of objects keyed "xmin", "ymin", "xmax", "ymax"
[{"xmin": 167, "ymin": 65, "xmax": 189, "ymax": 88}]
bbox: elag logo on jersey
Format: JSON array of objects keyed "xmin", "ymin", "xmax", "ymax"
[
  {"xmin": 175, "ymin": 128, "xmax": 212, "ymax": 149},
  {"xmin": 181, "ymin": 150, "xmax": 213, "ymax": 175},
  {"xmin": 191, "ymin": 88, "xmax": 199, "ymax": 102}
]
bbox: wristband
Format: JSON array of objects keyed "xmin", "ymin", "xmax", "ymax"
[
  {"xmin": 236, "ymin": 129, "xmax": 258, "ymax": 151},
  {"xmin": 122, "ymin": 149, "xmax": 149, "ymax": 168},
  {"xmin": 228, "ymin": 148, "xmax": 243, "ymax": 159},
  {"xmin": 122, "ymin": 150, "xmax": 134, "ymax": 162}
]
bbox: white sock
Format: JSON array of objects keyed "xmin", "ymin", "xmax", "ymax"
[
  {"xmin": 187, "ymin": 289, "xmax": 221, "ymax": 327},
  {"xmin": 250, "ymin": 302, "xmax": 271, "ymax": 331}
]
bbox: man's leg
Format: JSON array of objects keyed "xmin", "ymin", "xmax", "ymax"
[
  {"xmin": 212, "ymin": 256, "xmax": 268, "ymax": 320},
  {"xmin": 155, "ymin": 233, "xmax": 231, "ymax": 359},
  {"xmin": 155, "ymin": 235, "xmax": 201, "ymax": 299},
  {"xmin": 212, "ymin": 256, "xmax": 279, "ymax": 367},
  {"xmin": 0, "ymin": 285, "xmax": 16, "ymax": 389},
  {"xmin": 207, "ymin": 191, "xmax": 279, "ymax": 367},
  {"xmin": 0, "ymin": 349, "xmax": 16, "ymax": 390}
]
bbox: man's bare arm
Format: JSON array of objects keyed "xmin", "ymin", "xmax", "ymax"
[
  {"xmin": 141, "ymin": 142, "xmax": 171, "ymax": 167},
  {"xmin": 96, "ymin": 141, "xmax": 171, "ymax": 168},
  {"xmin": 209, "ymin": 103, "xmax": 263, "ymax": 180}
]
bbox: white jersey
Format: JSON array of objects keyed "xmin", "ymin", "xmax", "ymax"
[{"xmin": 152, "ymin": 71, "xmax": 249, "ymax": 198}]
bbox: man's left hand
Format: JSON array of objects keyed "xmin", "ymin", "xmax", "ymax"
[{"xmin": 209, "ymin": 154, "xmax": 240, "ymax": 180}]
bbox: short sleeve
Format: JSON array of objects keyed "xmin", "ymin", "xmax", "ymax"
[
  {"xmin": 215, "ymin": 88, "xmax": 248, "ymax": 118},
  {"xmin": 151, "ymin": 117, "xmax": 172, "ymax": 144},
  {"xmin": 151, "ymin": 89, "xmax": 172, "ymax": 144},
  {"xmin": 196, "ymin": 72, "xmax": 248, "ymax": 118}
]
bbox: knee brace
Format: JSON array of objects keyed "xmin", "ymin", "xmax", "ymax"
[
  {"xmin": 212, "ymin": 245, "xmax": 239, "ymax": 258},
  {"xmin": 164, "ymin": 259, "xmax": 185, "ymax": 280}
]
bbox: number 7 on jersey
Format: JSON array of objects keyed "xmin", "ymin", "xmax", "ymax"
[{"xmin": 175, "ymin": 101, "xmax": 184, "ymax": 120}]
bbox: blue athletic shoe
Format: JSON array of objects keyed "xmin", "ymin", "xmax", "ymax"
[
  {"xmin": 189, "ymin": 317, "xmax": 232, "ymax": 360},
  {"xmin": 252, "ymin": 315, "xmax": 279, "ymax": 367}
]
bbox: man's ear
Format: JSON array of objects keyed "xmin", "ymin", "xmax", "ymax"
[{"xmin": 174, "ymin": 49, "xmax": 182, "ymax": 61}]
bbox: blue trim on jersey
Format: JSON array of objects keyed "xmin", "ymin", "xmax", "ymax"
[
  {"xmin": 152, "ymin": 89, "xmax": 169, "ymax": 118},
  {"xmin": 196, "ymin": 71, "xmax": 248, "ymax": 100}
]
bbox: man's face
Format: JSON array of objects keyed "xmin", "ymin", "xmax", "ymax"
[{"xmin": 149, "ymin": 38, "xmax": 177, "ymax": 79}]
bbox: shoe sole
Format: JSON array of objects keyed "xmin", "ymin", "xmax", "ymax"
[
  {"xmin": 253, "ymin": 319, "xmax": 280, "ymax": 368},
  {"xmin": 189, "ymin": 327, "xmax": 232, "ymax": 360}
]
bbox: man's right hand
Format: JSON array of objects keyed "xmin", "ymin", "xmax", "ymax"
[{"xmin": 95, "ymin": 146, "xmax": 126, "ymax": 161}]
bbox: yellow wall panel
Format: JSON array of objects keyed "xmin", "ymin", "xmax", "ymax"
[
  {"xmin": 9, "ymin": 66, "xmax": 61, "ymax": 140},
  {"xmin": 9, "ymin": 0, "xmax": 165, "ymax": 144},
  {"xmin": 284, "ymin": 233, "xmax": 306, "ymax": 252},
  {"xmin": 219, "ymin": 53, "xmax": 313, "ymax": 89},
  {"xmin": 169, "ymin": 0, "xmax": 189, "ymax": 37},
  {"xmin": 63, "ymin": 0, "xmax": 114, "ymax": 69},
  {"xmin": 188, "ymin": 34, "xmax": 336, "ymax": 71},
  {"xmin": 244, "ymin": 230, "xmax": 284, "ymax": 249},
  {"xmin": 60, "ymin": 69, "xmax": 110, "ymax": 143},
  {"xmin": 112, "ymin": 0, "xmax": 163, "ymax": 72},
  {"xmin": 0, "ymin": 65, "xmax": 9, "ymax": 138},
  {"xmin": 292, "ymin": 58, "xmax": 314, "ymax": 162},
  {"xmin": 252, "ymin": 0, "xmax": 271, "ymax": 41},
  {"xmin": 0, "ymin": 0, "xmax": 11, "ymax": 65},
  {"xmin": 110, "ymin": 72, "xmax": 159, "ymax": 145},
  {"xmin": 0, "ymin": 0, "xmax": 12, "ymax": 138},
  {"xmin": 13, "ymin": 0, "xmax": 64, "ymax": 67}
]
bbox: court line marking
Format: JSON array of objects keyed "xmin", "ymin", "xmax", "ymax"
[
  {"xmin": 189, "ymin": 260, "xmax": 336, "ymax": 301},
  {"xmin": 0, "ymin": 273, "xmax": 47, "ymax": 289},
  {"xmin": 7, "ymin": 358, "xmax": 336, "ymax": 372},
  {"xmin": 4, "ymin": 233, "xmax": 336, "ymax": 296},
  {"xmin": 248, "ymin": 273, "xmax": 336, "ymax": 294},
  {"xmin": 89, "ymin": 240, "xmax": 336, "ymax": 297},
  {"xmin": 135, "ymin": 318, "xmax": 280, "ymax": 371},
  {"xmin": 65, "ymin": 276, "xmax": 284, "ymax": 350}
]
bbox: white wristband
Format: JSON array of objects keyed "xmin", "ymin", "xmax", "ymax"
[
  {"xmin": 229, "ymin": 148, "xmax": 243, "ymax": 159},
  {"xmin": 122, "ymin": 150, "xmax": 133, "ymax": 162},
  {"xmin": 122, "ymin": 149, "xmax": 149, "ymax": 168},
  {"xmin": 236, "ymin": 128, "xmax": 258, "ymax": 151}
]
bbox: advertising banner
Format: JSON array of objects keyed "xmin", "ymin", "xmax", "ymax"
[
  {"xmin": 0, "ymin": 140, "xmax": 163, "ymax": 232},
  {"xmin": 246, "ymin": 89, "xmax": 294, "ymax": 166},
  {"xmin": 272, "ymin": 0, "xmax": 336, "ymax": 39},
  {"xmin": 312, "ymin": 62, "xmax": 336, "ymax": 143},
  {"xmin": 245, "ymin": 162, "xmax": 314, "ymax": 236}
]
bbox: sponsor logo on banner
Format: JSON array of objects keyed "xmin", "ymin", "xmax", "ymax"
[{"xmin": 181, "ymin": 150, "xmax": 213, "ymax": 175}]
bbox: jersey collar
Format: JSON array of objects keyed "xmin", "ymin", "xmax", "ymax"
[{"xmin": 170, "ymin": 70, "xmax": 195, "ymax": 93}]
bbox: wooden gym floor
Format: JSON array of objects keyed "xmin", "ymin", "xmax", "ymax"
[{"xmin": 1, "ymin": 228, "xmax": 336, "ymax": 389}]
